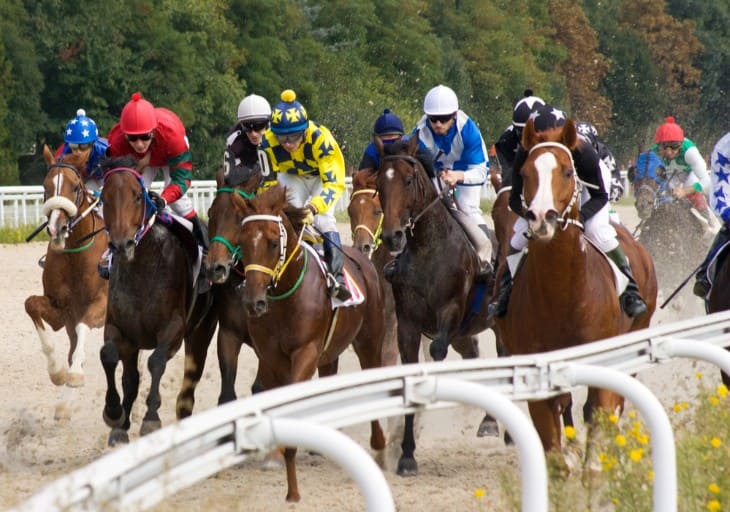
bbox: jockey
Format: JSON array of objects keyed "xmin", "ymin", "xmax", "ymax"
[
  {"xmin": 650, "ymin": 116, "xmax": 718, "ymax": 231},
  {"xmin": 489, "ymin": 103, "xmax": 648, "ymax": 319},
  {"xmin": 493, "ymin": 89, "xmax": 545, "ymax": 187},
  {"xmin": 358, "ymin": 108, "xmax": 407, "ymax": 172},
  {"xmin": 693, "ymin": 132, "xmax": 730, "ymax": 297},
  {"xmin": 55, "ymin": 109, "xmax": 108, "ymax": 193},
  {"xmin": 575, "ymin": 121, "xmax": 623, "ymax": 202},
  {"xmin": 260, "ymin": 89, "xmax": 351, "ymax": 301},
  {"xmin": 410, "ymin": 84, "xmax": 493, "ymax": 280},
  {"xmin": 223, "ymin": 93, "xmax": 275, "ymax": 188},
  {"xmin": 104, "ymin": 92, "xmax": 210, "ymax": 290}
]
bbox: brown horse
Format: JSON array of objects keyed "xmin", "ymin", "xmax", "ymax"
[
  {"xmin": 495, "ymin": 119, "xmax": 658, "ymax": 454},
  {"xmin": 24, "ymin": 145, "xmax": 108, "ymax": 419},
  {"xmin": 230, "ymin": 184, "xmax": 388, "ymax": 502},
  {"xmin": 708, "ymin": 248, "xmax": 730, "ymax": 387},
  {"xmin": 374, "ymin": 135, "xmax": 493, "ymax": 475},
  {"xmin": 99, "ymin": 159, "xmax": 217, "ymax": 446},
  {"xmin": 205, "ymin": 164, "xmax": 262, "ymax": 404}
]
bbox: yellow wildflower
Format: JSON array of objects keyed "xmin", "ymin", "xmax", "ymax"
[
  {"xmin": 630, "ymin": 448, "xmax": 644, "ymax": 462},
  {"xmin": 564, "ymin": 426, "xmax": 576, "ymax": 440},
  {"xmin": 647, "ymin": 470, "xmax": 654, "ymax": 482},
  {"xmin": 708, "ymin": 483, "xmax": 720, "ymax": 495},
  {"xmin": 717, "ymin": 384, "xmax": 728, "ymax": 398},
  {"xmin": 711, "ymin": 437, "xmax": 722, "ymax": 449},
  {"xmin": 636, "ymin": 433, "xmax": 649, "ymax": 445},
  {"xmin": 710, "ymin": 396, "xmax": 720, "ymax": 406},
  {"xmin": 627, "ymin": 411, "xmax": 636, "ymax": 419},
  {"xmin": 615, "ymin": 434, "xmax": 627, "ymax": 447},
  {"xmin": 696, "ymin": 371, "xmax": 703, "ymax": 379},
  {"xmin": 707, "ymin": 499, "xmax": 721, "ymax": 511},
  {"xmin": 473, "ymin": 488, "xmax": 485, "ymax": 499},
  {"xmin": 673, "ymin": 403, "xmax": 683, "ymax": 413},
  {"xmin": 608, "ymin": 413, "xmax": 619, "ymax": 424}
]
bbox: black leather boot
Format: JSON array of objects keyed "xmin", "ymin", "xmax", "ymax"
[
  {"xmin": 324, "ymin": 232, "xmax": 351, "ymax": 301},
  {"xmin": 607, "ymin": 247, "xmax": 648, "ymax": 318},
  {"xmin": 487, "ymin": 265, "xmax": 513, "ymax": 318},
  {"xmin": 693, "ymin": 226, "xmax": 730, "ymax": 297},
  {"xmin": 476, "ymin": 224, "xmax": 494, "ymax": 283}
]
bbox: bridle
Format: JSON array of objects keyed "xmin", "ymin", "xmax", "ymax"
[
  {"xmin": 102, "ymin": 167, "xmax": 157, "ymax": 246},
  {"xmin": 209, "ymin": 186, "xmax": 257, "ymax": 267},
  {"xmin": 350, "ymin": 188, "xmax": 383, "ymax": 250}
]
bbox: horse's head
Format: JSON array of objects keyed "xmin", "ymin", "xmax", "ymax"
[
  {"xmin": 519, "ymin": 118, "xmax": 581, "ymax": 242},
  {"xmin": 100, "ymin": 156, "xmax": 150, "ymax": 262},
  {"xmin": 630, "ymin": 151, "xmax": 667, "ymax": 221},
  {"xmin": 41, "ymin": 145, "xmax": 90, "ymax": 249},
  {"xmin": 375, "ymin": 134, "xmax": 435, "ymax": 253},
  {"xmin": 347, "ymin": 169, "xmax": 382, "ymax": 259},
  {"xmin": 231, "ymin": 185, "xmax": 304, "ymax": 317},
  {"xmin": 206, "ymin": 167, "xmax": 257, "ymax": 283}
]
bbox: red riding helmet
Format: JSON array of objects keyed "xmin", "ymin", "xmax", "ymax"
[{"xmin": 120, "ymin": 92, "xmax": 157, "ymax": 135}]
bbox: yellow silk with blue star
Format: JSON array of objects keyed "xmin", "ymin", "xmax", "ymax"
[{"xmin": 262, "ymin": 120, "xmax": 346, "ymax": 214}]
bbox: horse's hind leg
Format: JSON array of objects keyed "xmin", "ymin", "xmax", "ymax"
[
  {"xmin": 177, "ymin": 308, "xmax": 218, "ymax": 419},
  {"xmin": 25, "ymin": 295, "xmax": 67, "ymax": 385},
  {"xmin": 141, "ymin": 343, "xmax": 170, "ymax": 436}
]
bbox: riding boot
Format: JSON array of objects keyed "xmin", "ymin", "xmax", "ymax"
[
  {"xmin": 323, "ymin": 231, "xmax": 351, "ymax": 301},
  {"xmin": 693, "ymin": 226, "xmax": 730, "ymax": 298},
  {"xmin": 475, "ymin": 224, "xmax": 495, "ymax": 283},
  {"xmin": 606, "ymin": 247, "xmax": 648, "ymax": 318},
  {"xmin": 487, "ymin": 246, "xmax": 520, "ymax": 318},
  {"xmin": 189, "ymin": 214, "xmax": 211, "ymax": 294},
  {"xmin": 98, "ymin": 248, "xmax": 112, "ymax": 280}
]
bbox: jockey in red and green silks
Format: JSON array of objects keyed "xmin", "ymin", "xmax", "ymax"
[{"xmin": 650, "ymin": 116, "xmax": 717, "ymax": 229}]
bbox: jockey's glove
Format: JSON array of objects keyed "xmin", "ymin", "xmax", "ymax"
[
  {"xmin": 148, "ymin": 190, "xmax": 167, "ymax": 212},
  {"xmin": 302, "ymin": 203, "xmax": 317, "ymax": 225}
]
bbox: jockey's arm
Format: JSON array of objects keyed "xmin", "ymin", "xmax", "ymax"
[
  {"xmin": 684, "ymin": 145, "xmax": 711, "ymax": 194},
  {"xmin": 160, "ymin": 151, "xmax": 193, "ymax": 204},
  {"xmin": 309, "ymin": 134, "xmax": 346, "ymax": 214}
]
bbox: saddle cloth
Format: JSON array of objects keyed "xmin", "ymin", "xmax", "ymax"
[
  {"xmin": 507, "ymin": 237, "xmax": 629, "ymax": 297},
  {"xmin": 301, "ymin": 243, "xmax": 365, "ymax": 309}
]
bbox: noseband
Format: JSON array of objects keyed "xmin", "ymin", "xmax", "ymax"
[{"xmin": 42, "ymin": 163, "xmax": 101, "ymax": 234}]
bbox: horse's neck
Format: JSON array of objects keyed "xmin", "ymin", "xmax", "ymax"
[
  {"xmin": 408, "ymin": 199, "xmax": 461, "ymax": 247},
  {"xmin": 526, "ymin": 229, "xmax": 589, "ymax": 283}
]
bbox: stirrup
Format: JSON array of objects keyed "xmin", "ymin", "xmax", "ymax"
[
  {"xmin": 38, "ymin": 254, "xmax": 46, "ymax": 269},
  {"xmin": 620, "ymin": 293, "xmax": 648, "ymax": 318},
  {"xmin": 693, "ymin": 276, "xmax": 710, "ymax": 298},
  {"xmin": 328, "ymin": 274, "xmax": 351, "ymax": 301}
]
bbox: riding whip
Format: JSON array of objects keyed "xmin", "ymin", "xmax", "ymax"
[{"xmin": 659, "ymin": 261, "xmax": 704, "ymax": 309}]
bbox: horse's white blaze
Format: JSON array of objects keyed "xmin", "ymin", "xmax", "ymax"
[
  {"xmin": 48, "ymin": 209, "xmax": 64, "ymax": 238},
  {"xmin": 251, "ymin": 231, "xmax": 263, "ymax": 244},
  {"xmin": 53, "ymin": 173, "xmax": 64, "ymax": 196},
  {"xmin": 384, "ymin": 166, "xmax": 395, "ymax": 180},
  {"xmin": 529, "ymin": 152, "xmax": 559, "ymax": 218}
]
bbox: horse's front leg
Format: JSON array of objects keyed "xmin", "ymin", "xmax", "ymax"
[
  {"xmin": 25, "ymin": 295, "xmax": 67, "ymax": 386},
  {"xmin": 101, "ymin": 327, "xmax": 132, "ymax": 445},
  {"xmin": 396, "ymin": 319, "xmax": 422, "ymax": 476},
  {"xmin": 216, "ymin": 326, "xmax": 246, "ymax": 405},
  {"xmin": 428, "ymin": 303, "xmax": 464, "ymax": 361},
  {"xmin": 66, "ymin": 322, "xmax": 92, "ymax": 387},
  {"xmin": 141, "ymin": 340, "xmax": 172, "ymax": 436}
]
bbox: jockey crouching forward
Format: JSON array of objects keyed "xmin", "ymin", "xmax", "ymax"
[
  {"xmin": 104, "ymin": 92, "xmax": 210, "ymax": 292},
  {"xmin": 488, "ymin": 104, "xmax": 648, "ymax": 319},
  {"xmin": 260, "ymin": 89, "xmax": 351, "ymax": 301}
]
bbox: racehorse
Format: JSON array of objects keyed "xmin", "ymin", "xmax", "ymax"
[
  {"xmin": 374, "ymin": 135, "xmax": 494, "ymax": 475},
  {"xmin": 495, "ymin": 118, "xmax": 657, "ymax": 455},
  {"xmin": 229, "ymin": 184, "xmax": 389, "ymax": 503},
  {"xmin": 24, "ymin": 145, "xmax": 108, "ymax": 420},
  {"xmin": 206, "ymin": 163, "xmax": 263, "ymax": 404},
  {"xmin": 707, "ymin": 249, "xmax": 730, "ymax": 387},
  {"xmin": 99, "ymin": 158, "xmax": 217, "ymax": 446},
  {"xmin": 631, "ymin": 150, "xmax": 708, "ymax": 293}
]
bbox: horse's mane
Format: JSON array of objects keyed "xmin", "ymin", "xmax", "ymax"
[
  {"xmin": 249, "ymin": 185, "xmax": 308, "ymax": 233},
  {"xmin": 101, "ymin": 155, "xmax": 138, "ymax": 173}
]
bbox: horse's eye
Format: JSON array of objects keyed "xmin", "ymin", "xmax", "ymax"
[
  {"xmin": 374, "ymin": 208, "xmax": 383, "ymax": 216},
  {"xmin": 270, "ymin": 239, "xmax": 279, "ymax": 250}
]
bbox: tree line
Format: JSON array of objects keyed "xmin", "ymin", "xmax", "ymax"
[{"xmin": 0, "ymin": 0, "xmax": 728, "ymax": 185}]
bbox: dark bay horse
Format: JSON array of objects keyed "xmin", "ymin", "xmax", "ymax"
[
  {"xmin": 230, "ymin": 185, "xmax": 388, "ymax": 502},
  {"xmin": 374, "ymin": 135, "xmax": 493, "ymax": 475},
  {"xmin": 99, "ymin": 159, "xmax": 217, "ymax": 446},
  {"xmin": 631, "ymin": 150, "xmax": 708, "ymax": 293},
  {"xmin": 496, "ymin": 119, "xmax": 657, "ymax": 455},
  {"xmin": 708, "ymin": 249, "xmax": 730, "ymax": 387},
  {"xmin": 24, "ymin": 145, "xmax": 108, "ymax": 419},
  {"xmin": 206, "ymin": 164, "xmax": 262, "ymax": 404}
]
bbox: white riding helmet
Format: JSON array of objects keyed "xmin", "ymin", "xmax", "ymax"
[
  {"xmin": 237, "ymin": 94, "xmax": 272, "ymax": 122},
  {"xmin": 423, "ymin": 85, "xmax": 459, "ymax": 116}
]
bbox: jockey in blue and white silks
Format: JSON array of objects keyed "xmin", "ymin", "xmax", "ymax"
[{"xmin": 693, "ymin": 132, "xmax": 730, "ymax": 297}]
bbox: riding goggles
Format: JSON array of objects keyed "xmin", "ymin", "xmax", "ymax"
[
  {"xmin": 276, "ymin": 131, "xmax": 305, "ymax": 144},
  {"xmin": 125, "ymin": 132, "xmax": 154, "ymax": 142},
  {"xmin": 427, "ymin": 114, "xmax": 455, "ymax": 124},
  {"xmin": 69, "ymin": 143, "xmax": 92, "ymax": 151},
  {"xmin": 660, "ymin": 142, "xmax": 681, "ymax": 151},
  {"xmin": 242, "ymin": 120, "xmax": 269, "ymax": 133}
]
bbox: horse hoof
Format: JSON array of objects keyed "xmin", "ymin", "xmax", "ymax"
[
  {"xmin": 476, "ymin": 418, "xmax": 500, "ymax": 438},
  {"xmin": 108, "ymin": 428, "xmax": 129, "ymax": 446},
  {"xmin": 261, "ymin": 449, "xmax": 285, "ymax": 470},
  {"xmin": 140, "ymin": 420, "xmax": 162, "ymax": 436},
  {"xmin": 103, "ymin": 408, "xmax": 126, "ymax": 428},
  {"xmin": 429, "ymin": 342, "xmax": 448, "ymax": 361},
  {"xmin": 66, "ymin": 372, "xmax": 85, "ymax": 388},
  {"xmin": 49, "ymin": 369, "xmax": 67, "ymax": 386},
  {"xmin": 54, "ymin": 403, "xmax": 72, "ymax": 421},
  {"xmin": 396, "ymin": 457, "xmax": 418, "ymax": 476}
]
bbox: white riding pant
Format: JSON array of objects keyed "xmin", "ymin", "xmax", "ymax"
[
  {"xmin": 277, "ymin": 173, "xmax": 338, "ymax": 232},
  {"xmin": 141, "ymin": 165, "xmax": 195, "ymax": 218},
  {"xmin": 454, "ymin": 184, "xmax": 487, "ymax": 227}
]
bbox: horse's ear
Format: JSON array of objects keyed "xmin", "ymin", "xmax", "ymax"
[
  {"xmin": 215, "ymin": 166, "xmax": 225, "ymax": 187},
  {"xmin": 43, "ymin": 144, "xmax": 55, "ymax": 166},
  {"xmin": 561, "ymin": 119, "xmax": 578, "ymax": 150},
  {"xmin": 522, "ymin": 119, "xmax": 538, "ymax": 150},
  {"xmin": 374, "ymin": 136, "xmax": 384, "ymax": 157},
  {"xmin": 407, "ymin": 131, "xmax": 420, "ymax": 156}
]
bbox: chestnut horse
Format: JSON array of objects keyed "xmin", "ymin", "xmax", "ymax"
[
  {"xmin": 495, "ymin": 119, "xmax": 657, "ymax": 454},
  {"xmin": 99, "ymin": 159, "xmax": 217, "ymax": 446},
  {"xmin": 374, "ymin": 135, "xmax": 494, "ymax": 475},
  {"xmin": 24, "ymin": 145, "xmax": 108, "ymax": 420},
  {"xmin": 230, "ymin": 185, "xmax": 388, "ymax": 502}
]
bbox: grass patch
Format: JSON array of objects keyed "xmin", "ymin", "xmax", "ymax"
[{"xmin": 0, "ymin": 224, "xmax": 48, "ymax": 244}]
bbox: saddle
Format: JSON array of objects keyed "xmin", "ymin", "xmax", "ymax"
[
  {"xmin": 446, "ymin": 204, "xmax": 493, "ymax": 273},
  {"xmin": 156, "ymin": 213, "xmax": 200, "ymax": 264},
  {"xmin": 300, "ymin": 243, "xmax": 364, "ymax": 309}
]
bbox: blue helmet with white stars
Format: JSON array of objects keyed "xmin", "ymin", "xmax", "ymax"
[
  {"xmin": 271, "ymin": 89, "xmax": 308, "ymax": 134},
  {"xmin": 64, "ymin": 109, "xmax": 98, "ymax": 144}
]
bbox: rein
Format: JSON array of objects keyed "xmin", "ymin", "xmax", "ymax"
[
  {"xmin": 350, "ymin": 188, "xmax": 383, "ymax": 249},
  {"xmin": 527, "ymin": 142, "xmax": 584, "ymax": 233},
  {"xmin": 240, "ymin": 213, "xmax": 307, "ymax": 298}
]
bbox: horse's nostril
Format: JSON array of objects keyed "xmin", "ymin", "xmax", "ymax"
[{"xmin": 526, "ymin": 211, "xmax": 537, "ymax": 222}]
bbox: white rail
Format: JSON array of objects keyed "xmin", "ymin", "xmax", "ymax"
[{"xmin": 16, "ymin": 312, "xmax": 730, "ymax": 512}]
